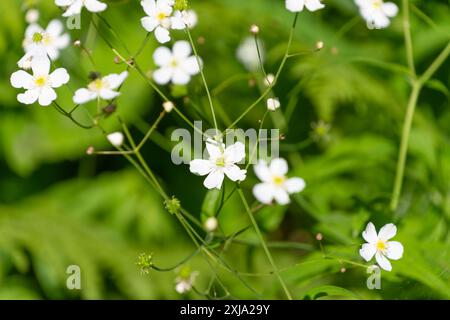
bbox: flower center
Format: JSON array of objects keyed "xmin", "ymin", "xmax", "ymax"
[
  {"xmin": 272, "ymin": 175, "xmax": 285, "ymax": 186},
  {"xmin": 88, "ymin": 78, "xmax": 105, "ymax": 91},
  {"xmin": 372, "ymin": 0, "xmax": 383, "ymax": 9},
  {"xmin": 376, "ymin": 240, "xmax": 386, "ymax": 251},
  {"xmin": 34, "ymin": 76, "xmax": 47, "ymax": 87},
  {"xmin": 42, "ymin": 34, "xmax": 53, "ymax": 46},
  {"xmin": 170, "ymin": 58, "xmax": 179, "ymax": 68},
  {"xmin": 32, "ymin": 32, "xmax": 43, "ymax": 43},
  {"xmin": 215, "ymin": 156, "xmax": 226, "ymax": 167},
  {"xmin": 157, "ymin": 11, "xmax": 167, "ymax": 21}
]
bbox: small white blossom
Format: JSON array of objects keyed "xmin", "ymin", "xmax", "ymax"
[
  {"xmin": 175, "ymin": 271, "xmax": 198, "ymax": 294},
  {"xmin": 285, "ymin": 0, "xmax": 325, "ymax": 12},
  {"xmin": 11, "ymin": 57, "xmax": 70, "ymax": 106},
  {"xmin": 107, "ymin": 132, "xmax": 124, "ymax": 147},
  {"xmin": 236, "ymin": 36, "xmax": 264, "ymax": 72},
  {"xmin": 267, "ymin": 98, "xmax": 280, "ymax": 111},
  {"xmin": 18, "ymin": 20, "xmax": 70, "ymax": 68},
  {"xmin": 253, "ymin": 158, "xmax": 305, "ymax": 205},
  {"xmin": 73, "ymin": 71, "xmax": 128, "ymax": 104},
  {"xmin": 55, "ymin": 0, "xmax": 107, "ymax": 17},
  {"xmin": 264, "ymin": 73, "xmax": 275, "ymax": 87},
  {"xmin": 153, "ymin": 41, "xmax": 201, "ymax": 85},
  {"xmin": 25, "ymin": 9, "xmax": 40, "ymax": 24},
  {"xmin": 163, "ymin": 101, "xmax": 175, "ymax": 112},
  {"xmin": 359, "ymin": 222, "xmax": 404, "ymax": 271},
  {"xmin": 204, "ymin": 217, "xmax": 218, "ymax": 232},
  {"xmin": 355, "ymin": 0, "xmax": 398, "ymax": 29},
  {"xmin": 178, "ymin": 9, "xmax": 198, "ymax": 29},
  {"xmin": 190, "ymin": 139, "xmax": 247, "ymax": 190},
  {"xmin": 140, "ymin": 0, "xmax": 185, "ymax": 44}
]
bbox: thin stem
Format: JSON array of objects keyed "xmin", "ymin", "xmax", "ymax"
[
  {"xmin": 237, "ymin": 187, "xmax": 293, "ymax": 300},
  {"xmin": 186, "ymin": 28, "xmax": 219, "ymax": 133},
  {"xmin": 402, "ymin": 0, "xmax": 416, "ymax": 78},
  {"xmin": 419, "ymin": 42, "xmax": 450, "ymax": 85}
]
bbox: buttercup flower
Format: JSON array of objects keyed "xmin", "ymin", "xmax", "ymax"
[
  {"xmin": 18, "ymin": 20, "xmax": 70, "ymax": 68},
  {"xmin": 236, "ymin": 36, "xmax": 264, "ymax": 72},
  {"xmin": 190, "ymin": 139, "xmax": 247, "ymax": 190},
  {"xmin": 253, "ymin": 158, "xmax": 306, "ymax": 205},
  {"xmin": 11, "ymin": 57, "xmax": 70, "ymax": 106},
  {"xmin": 153, "ymin": 41, "xmax": 201, "ymax": 85},
  {"xmin": 55, "ymin": 0, "xmax": 107, "ymax": 17},
  {"xmin": 285, "ymin": 0, "xmax": 325, "ymax": 12},
  {"xmin": 107, "ymin": 132, "xmax": 124, "ymax": 147},
  {"xmin": 359, "ymin": 222, "xmax": 404, "ymax": 271},
  {"xmin": 355, "ymin": 0, "xmax": 398, "ymax": 29},
  {"xmin": 140, "ymin": 0, "xmax": 185, "ymax": 43},
  {"xmin": 73, "ymin": 71, "xmax": 128, "ymax": 104}
]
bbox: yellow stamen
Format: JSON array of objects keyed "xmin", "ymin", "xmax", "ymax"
[
  {"xmin": 34, "ymin": 76, "xmax": 47, "ymax": 87},
  {"xmin": 273, "ymin": 175, "xmax": 285, "ymax": 186},
  {"xmin": 32, "ymin": 32, "xmax": 43, "ymax": 43},
  {"xmin": 157, "ymin": 12, "xmax": 167, "ymax": 20},
  {"xmin": 88, "ymin": 78, "xmax": 104, "ymax": 91},
  {"xmin": 215, "ymin": 157, "xmax": 225, "ymax": 167},
  {"xmin": 376, "ymin": 240, "xmax": 386, "ymax": 251}
]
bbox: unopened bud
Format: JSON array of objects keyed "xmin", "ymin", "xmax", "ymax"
[
  {"xmin": 316, "ymin": 233, "xmax": 323, "ymax": 241},
  {"xmin": 73, "ymin": 40, "xmax": 81, "ymax": 47},
  {"xmin": 107, "ymin": 132, "xmax": 124, "ymax": 147},
  {"xmin": 204, "ymin": 217, "xmax": 218, "ymax": 232},
  {"xmin": 163, "ymin": 101, "xmax": 175, "ymax": 113},
  {"xmin": 86, "ymin": 146, "xmax": 95, "ymax": 155},
  {"xmin": 315, "ymin": 41, "xmax": 324, "ymax": 50},
  {"xmin": 250, "ymin": 24, "xmax": 260, "ymax": 35}
]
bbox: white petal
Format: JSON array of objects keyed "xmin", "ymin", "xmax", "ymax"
[
  {"xmin": 285, "ymin": 177, "xmax": 306, "ymax": 194},
  {"xmin": 362, "ymin": 222, "xmax": 378, "ymax": 244},
  {"xmin": 11, "ymin": 70, "xmax": 33, "ymax": 89},
  {"xmin": 25, "ymin": 24, "xmax": 43, "ymax": 38},
  {"xmin": 172, "ymin": 70, "xmax": 191, "ymax": 85},
  {"xmin": 102, "ymin": 71, "xmax": 128, "ymax": 90},
  {"xmin": 84, "ymin": 0, "xmax": 107, "ymax": 13},
  {"xmin": 73, "ymin": 88, "xmax": 97, "ymax": 104},
  {"xmin": 153, "ymin": 67, "xmax": 172, "ymax": 85},
  {"xmin": 359, "ymin": 243, "xmax": 377, "ymax": 261},
  {"xmin": 62, "ymin": 0, "xmax": 83, "ymax": 17},
  {"xmin": 31, "ymin": 57, "xmax": 50, "ymax": 76},
  {"xmin": 141, "ymin": 0, "xmax": 156, "ymax": 16},
  {"xmin": 173, "ymin": 41, "xmax": 192, "ymax": 59},
  {"xmin": 182, "ymin": 56, "xmax": 201, "ymax": 75},
  {"xmin": 224, "ymin": 142, "xmax": 246, "ymax": 164},
  {"xmin": 224, "ymin": 165, "xmax": 246, "ymax": 182},
  {"xmin": 378, "ymin": 223, "xmax": 397, "ymax": 241},
  {"xmin": 99, "ymin": 89, "xmax": 120, "ymax": 100},
  {"xmin": 153, "ymin": 46, "xmax": 172, "ymax": 66},
  {"xmin": 46, "ymin": 20, "xmax": 64, "ymax": 36},
  {"xmin": 206, "ymin": 140, "xmax": 223, "ymax": 159},
  {"xmin": 154, "ymin": 26, "xmax": 171, "ymax": 43},
  {"xmin": 171, "ymin": 14, "xmax": 186, "ymax": 30},
  {"xmin": 203, "ymin": 170, "xmax": 225, "ymax": 190},
  {"xmin": 375, "ymin": 251, "xmax": 392, "ymax": 271},
  {"xmin": 269, "ymin": 158, "xmax": 288, "ymax": 176},
  {"xmin": 372, "ymin": 12, "xmax": 390, "ymax": 29},
  {"xmin": 55, "ymin": 0, "xmax": 73, "ymax": 6},
  {"xmin": 107, "ymin": 132, "xmax": 124, "ymax": 147},
  {"xmin": 305, "ymin": 0, "xmax": 325, "ymax": 12},
  {"xmin": 141, "ymin": 16, "xmax": 158, "ymax": 32},
  {"xmin": 189, "ymin": 159, "xmax": 213, "ymax": 176},
  {"xmin": 383, "ymin": 2, "xmax": 398, "ymax": 17},
  {"xmin": 50, "ymin": 68, "xmax": 70, "ymax": 88},
  {"xmin": 38, "ymin": 87, "xmax": 57, "ymax": 106},
  {"xmin": 285, "ymin": 0, "xmax": 304, "ymax": 12},
  {"xmin": 253, "ymin": 183, "xmax": 275, "ymax": 204},
  {"xmin": 17, "ymin": 89, "xmax": 39, "ymax": 105},
  {"xmin": 54, "ymin": 33, "xmax": 71, "ymax": 50},
  {"xmin": 254, "ymin": 160, "xmax": 271, "ymax": 183},
  {"xmin": 385, "ymin": 241, "xmax": 403, "ymax": 260},
  {"xmin": 274, "ymin": 188, "xmax": 290, "ymax": 205}
]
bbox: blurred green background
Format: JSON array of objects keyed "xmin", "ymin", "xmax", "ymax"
[{"xmin": 0, "ymin": 0, "xmax": 449, "ymax": 299}]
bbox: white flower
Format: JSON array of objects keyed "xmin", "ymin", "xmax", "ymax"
[
  {"xmin": 73, "ymin": 71, "xmax": 128, "ymax": 104},
  {"xmin": 253, "ymin": 158, "xmax": 305, "ymax": 205},
  {"xmin": 18, "ymin": 20, "xmax": 70, "ymax": 68},
  {"xmin": 11, "ymin": 57, "xmax": 70, "ymax": 106},
  {"xmin": 163, "ymin": 101, "xmax": 175, "ymax": 112},
  {"xmin": 264, "ymin": 73, "xmax": 275, "ymax": 87},
  {"xmin": 175, "ymin": 271, "xmax": 198, "ymax": 294},
  {"xmin": 140, "ymin": 0, "xmax": 185, "ymax": 43},
  {"xmin": 25, "ymin": 9, "xmax": 40, "ymax": 24},
  {"xmin": 285, "ymin": 0, "xmax": 325, "ymax": 12},
  {"xmin": 190, "ymin": 140, "xmax": 247, "ymax": 190},
  {"xmin": 355, "ymin": 0, "xmax": 398, "ymax": 29},
  {"xmin": 204, "ymin": 217, "xmax": 218, "ymax": 232},
  {"xmin": 153, "ymin": 41, "xmax": 201, "ymax": 85},
  {"xmin": 55, "ymin": 0, "xmax": 107, "ymax": 17},
  {"xmin": 267, "ymin": 98, "xmax": 280, "ymax": 111},
  {"xmin": 359, "ymin": 222, "xmax": 404, "ymax": 271},
  {"xmin": 236, "ymin": 36, "xmax": 264, "ymax": 72},
  {"xmin": 107, "ymin": 132, "xmax": 124, "ymax": 147},
  {"xmin": 177, "ymin": 9, "xmax": 197, "ymax": 29}
]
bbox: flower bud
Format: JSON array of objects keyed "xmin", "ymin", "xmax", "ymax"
[
  {"xmin": 107, "ymin": 132, "xmax": 124, "ymax": 147},
  {"xmin": 267, "ymin": 98, "xmax": 280, "ymax": 111},
  {"xmin": 163, "ymin": 101, "xmax": 175, "ymax": 113},
  {"xmin": 250, "ymin": 24, "xmax": 260, "ymax": 35},
  {"xmin": 204, "ymin": 217, "xmax": 218, "ymax": 232}
]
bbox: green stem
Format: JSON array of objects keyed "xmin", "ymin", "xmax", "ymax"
[{"xmin": 237, "ymin": 187, "xmax": 293, "ymax": 300}]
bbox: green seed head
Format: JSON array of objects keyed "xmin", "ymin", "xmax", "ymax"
[
  {"xmin": 32, "ymin": 32, "xmax": 43, "ymax": 43},
  {"xmin": 174, "ymin": 0, "xmax": 189, "ymax": 11}
]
